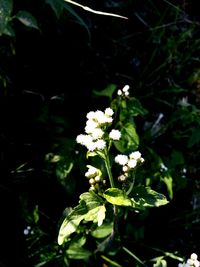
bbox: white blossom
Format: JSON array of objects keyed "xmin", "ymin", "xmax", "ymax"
[
  {"xmin": 104, "ymin": 107, "xmax": 114, "ymax": 117},
  {"xmin": 90, "ymin": 128, "xmax": 104, "ymax": 140},
  {"xmin": 85, "ymin": 120, "xmax": 99, "ymax": 133},
  {"xmin": 191, "ymin": 254, "xmax": 198, "ymax": 261},
  {"xmin": 129, "ymin": 151, "xmax": 142, "ymax": 160},
  {"xmin": 127, "ymin": 159, "xmax": 137, "ymax": 169},
  {"xmin": 122, "ymin": 85, "xmax": 130, "ymax": 92},
  {"xmin": 109, "ymin": 129, "xmax": 121, "ymax": 140},
  {"xmin": 122, "ymin": 165, "xmax": 129, "ymax": 172},
  {"xmin": 115, "ymin": 154, "xmax": 129, "ymax": 165},
  {"xmin": 95, "ymin": 139, "xmax": 106, "ymax": 150},
  {"xmin": 117, "ymin": 89, "xmax": 122, "ymax": 96},
  {"xmin": 85, "ymin": 165, "xmax": 98, "ymax": 178},
  {"xmin": 86, "ymin": 111, "xmax": 96, "ymax": 120},
  {"xmin": 76, "ymin": 134, "xmax": 93, "ymax": 146},
  {"xmin": 125, "ymin": 91, "xmax": 129, "ymax": 96}
]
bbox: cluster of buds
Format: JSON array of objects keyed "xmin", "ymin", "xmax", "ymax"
[
  {"xmin": 85, "ymin": 165, "xmax": 106, "ymax": 191},
  {"xmin": 178, "ymin": 253, "xmax": 200, "ymax": 267},
  {"xmin": 76, "ymin": 107, "xmax": 121, "ymax": 152},
  {"xmin": 117, "ymin": 85, "xmax": 130, "ymax": 97},
  {"xmin": 115, "ymin": 151, "xmax": 144, "ymax": 182}
]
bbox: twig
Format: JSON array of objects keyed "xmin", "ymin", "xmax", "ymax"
[{"xmin": 64, "ymin": 0, "xmax": 128, "ymax": 19}]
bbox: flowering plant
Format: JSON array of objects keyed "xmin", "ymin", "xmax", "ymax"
[{"xmin": 57, "ymin": 85, "xmax": 169, "ymax": 263}]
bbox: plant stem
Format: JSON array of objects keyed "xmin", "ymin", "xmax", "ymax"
[
  {"xmin": 126, "ymin": 172, "xmax": 136, "ymax": 195},
  {"xmin": 104, "ymin": 148, "xmax": 115, "ymax": 188}
]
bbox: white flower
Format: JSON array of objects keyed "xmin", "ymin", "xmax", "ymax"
[
  {"xmin": 85, "ymin": 120, "xmax": 99, "ymax": 134},
  {"xmin": 122, "ymin": 85, "xmax": 130, "ymax": 92},
  {"xmin": 90, "ymin": 128, "xmax": 104, "ymax": 140},
  {"xmin": 122, "ymin": 165, "xmax": 129, "ymax": 172},
  {"xmin": 86, "ymin": 111, "xmax": 96, "ymax": 120},
  {"xmin": 117, "ymin": 89, "xmax": 122, "ymax": 96},
  {"xmin": 129, "ymin": 151, "xmax": 142, "ymax": 160},
  {"xmin": 94, "ymin": 110, "xmax": 107, "ymax": 124},
  {"xmin": 104, "ymin": 107, "xmax": 114, "ymax": 117},
  {"xmin": 95, "ymin": 139, "xmax": 106, "ymax": 150},
  {"xmin": 86, "ymin": 141, "xmax": 97, "ymax": 151},
  {"xmin": 194, "ymin": 261, "xmax": 200, "ymax": 267},
  {"xmin": 76, "ymin": 134, "xmax": 93, "ymax": 146},
  {"xmin": 191, "ymin": 254, "xmax": 198, "ymax": 261},
  {"xmin": 127, "ymin": 159, "xmax": 137, "ymax": 169},
  {"xmin": 187, "ymin": 259, "xmax": 193, "ymax": 265},
  {"xmin": 115, "ymin": 154, "xmax": 129, "ymax": 165},
  {"xmin": 85, "ymin": 165, "xmax": 98, "ymax": 178},
  {"xmin": 109, "ymin": 129, "xmax": 121, "ymax": 140},
  {"xmin": 125, "ymin": 91, "xmax": 129, "ymax": 96}
]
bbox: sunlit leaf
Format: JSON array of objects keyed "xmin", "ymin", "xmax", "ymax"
[
  {"xmin": 15, "ymin": 10, "xmax": 39, "ymax": 30},
  {"xmin": 57, "ymin": 201, "xmax": 87, "ymax": 245},
  {"xmin": 58, "ymin": 191, "xmax": 106, "ymax": 245},
  {"xmin": 153, "ymin": 259, "xmax": 167, "ymax": 267},
  {"xmin": 80, "ymin": 191, "xmax": 106, "ymax": 226},
  {"xmin": 162, "ymin": 173, "xmax": 173, "ymax": 200},
  {"xmin": 103, "ymin": 188, "xmax": 132, "ymax": 206},
  {"xmin": 84, "ymin": 205, "xmax": 106, "ymax": 226}
]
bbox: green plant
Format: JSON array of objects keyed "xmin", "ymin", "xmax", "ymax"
[{"xmin": 57, "ymin": 85, "xmax": 170, "ymax": 266}]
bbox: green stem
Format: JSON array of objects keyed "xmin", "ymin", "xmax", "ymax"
[
  {"xmin": 104, "ymin": 148, "xmax": 115, "ymax": 188},
  {"xmin": 126, "ymin": 172, "xmax": 136, "ymax": 195}
]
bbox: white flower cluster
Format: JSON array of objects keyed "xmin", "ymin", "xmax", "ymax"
[
  {"xmin": 115, "ymin": 151, "xmax": 144, "ymax": 181},
  {"xmin": 85, "ymin": 165, "xmax": 106, "ymax": 191},
  {"xmin": 76, "ymin": 107, "xmax": 121, "ymax": 151},
  {"xmin": 178, "ymin": 253, "xmax": 200, "ymax": 267},
  {"xmin": 117, "ymin": 85, "xmax": 130, "ymax": 97}
]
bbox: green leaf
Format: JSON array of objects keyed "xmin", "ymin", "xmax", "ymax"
[
  {"xmin": 104, "ymin": 188, "xmax": 132, "ymax": 206},
  {"xmin": 66, "ymin": 246, "xmax": 92, "ymax": 259},
  {"xmin": 2, "ymin": 22, "xmax": 15, "ymax": 37},
  {"xmin": 80, "ymin": 192, "xmax": 106, "ymax": 226},
  {"xmin": 162, "ymin": 173, "xmax": 173, "ymax": 200},
  {"xmin": 114, "ymin": 123, "xmax": 139, "ymax": 153},
  {"xmin": 0, "ymin": 0, "xmax": 13, "ymax": 35},
  {"xmin": 131, "ymin": 186, "xmax": 169, "ymax": 208},
  {"xmin": 80, "ymin": 191, "xmax": 105, "ymax": 209},
  {"xmin": 86, "ymin": 150, "xmax": 106, "ymax": 160},
  {"xmin": 127, "ymin": 97, "xmax": 148, "ymax": 117},
  {"xmin": 153, "ymin": 259, "xmax": 167, "ymax": 267},
  {"xmin": 58, "ymin": 191, "xmax": 106, "ymax": 245},
  {"xmin": 58, "ymin": 201, "xmax": 87, "ymax": 245},
  {"xmin": 15, "ymin": 10, "xmax": 39, "ymax": 30},
  {"xmin": 45, "ymin": 0, "xmax": 64, "ymax": 18},
  {"xmin": 93, "ymin": 84, "xmax": 117, "ymax": 100},
  {"xmin": 84, "ymin": 205, "xmax": 106, "ymax": 226},
  {"xmin": 69, "ymin": 235, "xmax": 86, "ymax": 248},
  {"xmin": 91, "ymin": 222, "xmax": 113, "ymax": 238}
]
